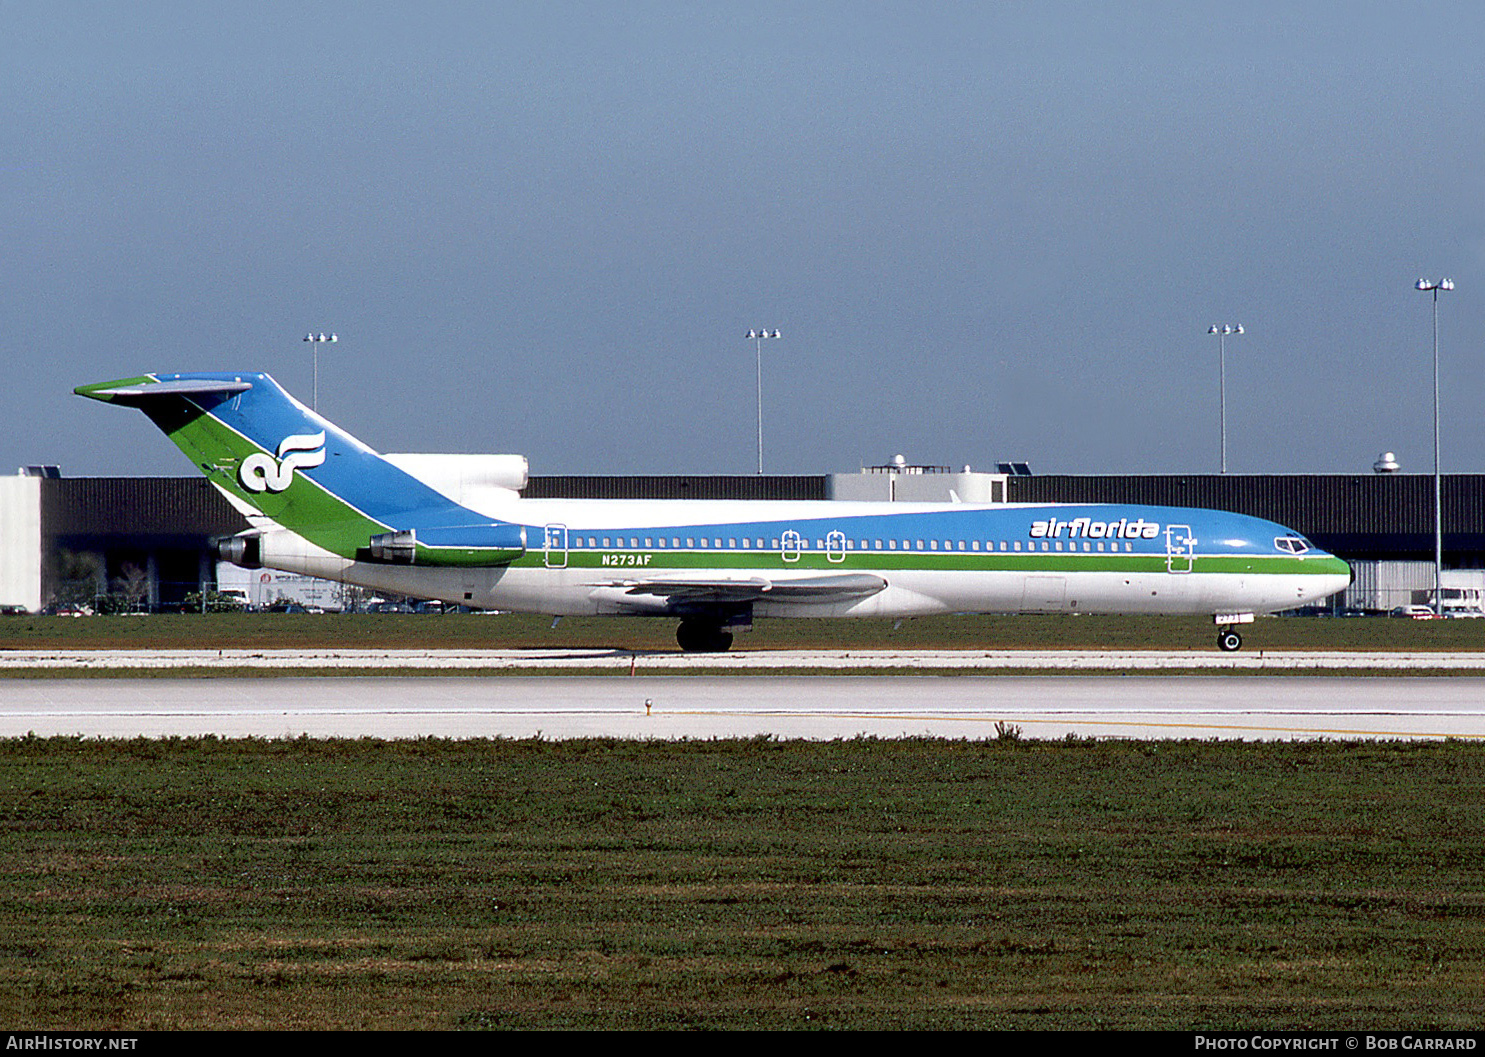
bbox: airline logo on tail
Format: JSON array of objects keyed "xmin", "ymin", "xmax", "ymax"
[{"xmin": 239, "ymin": 431, "xmax": 326, "ymax": 493}]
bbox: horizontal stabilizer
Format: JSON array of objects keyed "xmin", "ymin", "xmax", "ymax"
[{"xmin": 75, "ymin": 377, "xmax": 253, "ymax": 405}]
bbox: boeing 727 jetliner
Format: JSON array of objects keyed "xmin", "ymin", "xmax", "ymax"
[{"xmin": 77, "ymin": 372, "xmax": 1351, "ymax": 652}]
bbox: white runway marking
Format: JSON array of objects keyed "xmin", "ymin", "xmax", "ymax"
[{"xmin": 2, "ymin": 675, "xmax": 1483, "ymax": 740}]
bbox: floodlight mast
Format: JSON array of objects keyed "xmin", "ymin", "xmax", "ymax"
[
  {"xmin": 747, "ymin": 328, "xmax": 780, "ymax": 474},
  {"xmin": 302, "ymin": 332, "xmax": 337, "ymax": 412},
  {"xmin": 1416, "ymin": 279, "xmax": 1454, "ymax": 617},
  {"xmin": 1208, "ymin": 324, "xmax": 1243, "ymax": 474}
]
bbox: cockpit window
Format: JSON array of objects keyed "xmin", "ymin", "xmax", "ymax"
[{"xmin": 1274, "ymin": 536, "xmax": 1311, "ymax": 554}]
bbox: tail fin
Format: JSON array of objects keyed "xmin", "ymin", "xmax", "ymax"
[{"xmin": 75, "ymin": 372, "xmax": 470, "ymax": 558}]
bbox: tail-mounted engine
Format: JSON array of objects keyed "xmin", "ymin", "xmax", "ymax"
[{"xmin": 366, "ymin": 523, "xmax": 527, "ymax": 567}]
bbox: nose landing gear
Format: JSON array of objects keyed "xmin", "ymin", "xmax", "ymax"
[{"xmin": 1214, "ymin": 612, "xmax": 1253, "ymax": 652}]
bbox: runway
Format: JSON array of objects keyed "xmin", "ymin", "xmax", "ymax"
[{"xmin": 3, "ymin": 674, "xmax": 1484, "ymax": 740}]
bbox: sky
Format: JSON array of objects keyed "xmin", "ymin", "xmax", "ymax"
[{"xmin": 5, "ymin": 2, "xmax": 1484, "ymax": 479}]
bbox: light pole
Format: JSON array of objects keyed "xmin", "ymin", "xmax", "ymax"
[
  {"xmin": 1416, "ymin": 278, "xmax": 1454, "ymax": 617},
  {"xmin": 1208, "ymin": 323, "xmax": 1243, "ymax": 473},
  {"xmin": 748, "ymin": 328, "xmax": 780, "ymax": 474},
  {"xmin": 302, "ymin": 332, "xmax": 337, "ymax": 412}
]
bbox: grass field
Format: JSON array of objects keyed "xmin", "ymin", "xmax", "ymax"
[
  {"xmin": 4, "ymin": 735, "xmax": 1484, "ymax": 1030},
  {"xmin": 3, "ymin": 610, "xmax": 1484, "ymax": 653}
]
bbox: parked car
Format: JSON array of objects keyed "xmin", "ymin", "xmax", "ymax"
[{"xmin": 1390, "ymin": 605, "xmax": 1439, "ymax": 619}]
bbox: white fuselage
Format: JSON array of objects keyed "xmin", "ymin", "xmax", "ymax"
[{"xmin": 249, "ymin": 497, "xmax": 1351, "ymax": 619}]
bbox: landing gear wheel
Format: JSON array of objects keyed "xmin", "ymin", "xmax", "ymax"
[
  {"xmin": 676, "ymin": 620, "xmax": 734, "ymax": 653},
  {"xmin": 1217, "ymin": 629, "xmax": 1243, "ymax": 652}
]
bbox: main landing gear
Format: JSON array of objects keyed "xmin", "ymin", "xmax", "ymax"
[
  {"xmin": 1217, "ymin": 628, "xmax": 1243, "ymax": 652},
  {"xmin": 676, "ymin": 619, "xmax": 734, "ymax": 653}
]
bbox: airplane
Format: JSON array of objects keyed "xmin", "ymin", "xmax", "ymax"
[{"xmin": 76, "ymin": 371, "xmax": 1352, "ymax": 652}]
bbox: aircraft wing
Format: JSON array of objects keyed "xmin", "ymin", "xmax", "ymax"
[{"xmin": 590, "ymin": 572, "xmax": 887, "ymax": 604}]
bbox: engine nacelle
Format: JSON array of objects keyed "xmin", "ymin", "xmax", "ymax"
[
  {"xmin": 214, "ymin": 532, "xmax": 262, "ymax": 569},
  {"xmin": 366, "ymin": 523, "xmax": 527, "ymax": 567},
  {"xmin": 381, "ymin": 454, "xmax": 528, "ymax": 517}
]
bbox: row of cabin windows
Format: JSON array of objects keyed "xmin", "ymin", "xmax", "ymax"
[{"xmin": 567, "ymin": 536, "xmax": 1138, "ymax": 553}]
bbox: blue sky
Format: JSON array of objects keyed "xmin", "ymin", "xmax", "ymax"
[{"xmin": 6, "ymin": 2, "xmax": 1484, "ymax": 478}]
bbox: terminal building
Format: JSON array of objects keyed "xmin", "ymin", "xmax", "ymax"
[{"xmin": 1, "ymin": 461, "xmax": 1482, "ymax": 614}]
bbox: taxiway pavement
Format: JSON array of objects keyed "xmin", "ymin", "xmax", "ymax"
[{"xmin": 5, "ymin": 647, "xmax": 1485, "ymax": 671}]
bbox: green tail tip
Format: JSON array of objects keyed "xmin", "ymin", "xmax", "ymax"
[{"xmin": 74, "ymin": 376, "xmax": 156, "ymax": 403}]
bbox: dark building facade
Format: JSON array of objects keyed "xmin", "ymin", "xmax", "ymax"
[{"xmin": 40, "ymin": 477, "xmax": 249, "ymax": 608}]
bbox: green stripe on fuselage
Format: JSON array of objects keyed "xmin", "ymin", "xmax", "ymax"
[{"xmin": 516, "ymin": 547, "xmax": 1349, "ymax": 576}]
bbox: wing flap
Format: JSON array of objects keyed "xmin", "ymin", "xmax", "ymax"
[{"xmin": 590, "ymin": 572, "xmax": 887, "ymax": 604}]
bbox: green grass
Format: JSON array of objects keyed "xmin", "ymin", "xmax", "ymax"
[
  {"xmin": 3, "ymin": 611, "xmax": 1484, "ymax": 653},
  {"xmin": 3, "ymin": 735, "xmax": 1484, "ymax": 1029}
]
